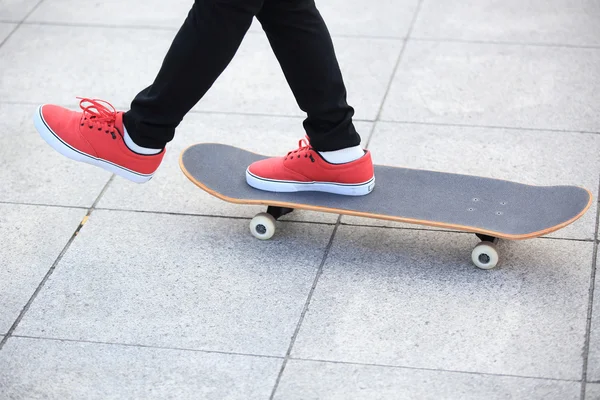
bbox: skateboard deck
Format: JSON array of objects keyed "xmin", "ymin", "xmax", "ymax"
[{"xmin": 179, "ymin": 143, "xmax": 592, "ymax": 269}]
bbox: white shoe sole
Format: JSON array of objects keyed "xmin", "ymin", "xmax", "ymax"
[
  {"xmin": 33, "ymin": 105, "xmax": 153, "ymax": 183},
  {"xmin": 246, "ymin": 169, "xmax": 375, "ymax": 196}
]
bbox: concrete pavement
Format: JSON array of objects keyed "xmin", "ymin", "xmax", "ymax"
[{"xmin": 1, "ymin": 0, "xmax": 599, "ymax": 398}]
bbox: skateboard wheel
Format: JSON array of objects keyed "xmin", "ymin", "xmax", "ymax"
[
  {"xmin": 471, "ymin": 242, "xmax": 499, "ymax": 270},
  {"xmin": 250, "ymin": 213, "xmax": 276, "ymax": 240}
]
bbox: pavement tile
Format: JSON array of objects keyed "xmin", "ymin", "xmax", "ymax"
[
  {"xmin": 27, "ymin": 0, "xmax": 193, "ymax": 28},
  {"xmin": 97, "ymin": 113, "xmax": 371, "ymax": 223},
  {"xmin": 0, "ymin": 336, "xmax": 281, "ymax": 400},
  {"xmin": 292, "ymin": 225, "xmax": 593, "ymax": 380},
  {"xmin": 15, "ymin": 209, "xmax": 334, "ymax": 356},
  {"xmin": 345, "ymin": 122, "xmax": 599, "ymax": 240},
  {"xmin": 587, "ymin": 383, "xmax": 600, "ymax": 400},
  {"xmin": 0, "ymin": 24, "xmax": 174, "ymax": 108},
  {"xmin": 0, "ymin": 104, "xmax": 111, "ymax": 207},
  {"xmin": 274, "ymin": 359, "xmax": 581, "ymax": 400},
  {"xmin": 381, "ymin": 41, "xmax": 600, "ymax": 132},
  {"xmin": 586, "ymin": 249, "xmax": 600, "ymax": 381},
  {"xmin": 0, "ymin": 24, "xmax": 401, "ymax": 122},
  {"xmin": 0, "ymin": 0, "xmax": 39, "ymax": 21},
  {"xmin": 413, "ymin": 0, "xmax": 600, "ymax": 47},
  {"xmin": 28, "ymin": 0, "xmax": 419, "ymax": 38},
  {"xmin": 296, "ymin": 0, "xmax": 419, "ymax": 37},
  {"xmin": 0, "ymin": 203, "xmax": 86, "ymax": 334},
  {"xmin": 0, "ymin": 22, "xmax": 15, "ymax": 40}
]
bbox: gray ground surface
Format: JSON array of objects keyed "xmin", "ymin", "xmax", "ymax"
[{"xmin": 1, "ymin": 0, "xmax": 599, "ymax": 399}]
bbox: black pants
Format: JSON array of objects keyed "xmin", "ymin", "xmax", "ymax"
[{"xmin": 123, "ymin": 0, "xmax": 361, "ymax": 152}]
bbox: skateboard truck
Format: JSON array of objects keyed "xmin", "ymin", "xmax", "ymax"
[
  {"xmin": 249, "ymin": 206, "xmax": 294, "ymax": 241},
  {"xmin": 267, "ymin": 206, "xmax": 294, "ymax": 220},
  {"xmin": 472, "ymin": 234, "xmax": 500, "ymax": 270}
]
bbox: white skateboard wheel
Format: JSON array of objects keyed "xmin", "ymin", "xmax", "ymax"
[
  {"xmin": 471, "ymin": 242, "xmax": 499, "ymax": 270},
  {"xmin": 250, "ymin": 213, "xmax": 276, "ymax": 240}
]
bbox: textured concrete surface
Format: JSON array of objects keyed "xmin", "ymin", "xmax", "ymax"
[
  {"xmin": 0, "ymin": 0, "xmax": 38, "ymax": 21},
  {"xmin": 412, "ymin": 0, "xmax": 600, "ymax": 46},
  {"xmin": 14, "ymin": 210, "xmax": 335, "ymax": 356},
  {"xmin": 0, "ymin": 204, "xmax": 86, "ymax": 334},
  {"xmin": 26, "ymin": 0, "xmax": 194, "ymax": 28},
  {"xmin": 587, "ymin": 249, "xmax": 600, "ymax": 381},
  {"xmin": 0, "ymin": 24, "xmax": 174, "ymax": 107},
  {"xmin": 0, "ymin": 22, "xmax": 15, "ymax": 40},
  {"xmin": 381, "ymin": 42, "xmax": 600, "ymax": 132},
  {"xmin": 274, "ymin": 360, "xmax": 581, "ymax": 400},
  {"xmin": 0, "ymin": 337, "xmax": 282, "ymax": 400},
  {"xmin": 291, "ymin": 225, "xmax": 593, "ymax": 380},
  {"xmin": 586, "ymin": 383, "xmax": 600, "ymax": 400},
  {"xmin": 27, "ymin": 0, "xmax": 420, "ymax": 37},
  {"xmin": 1, "ymin": 0, "xmax": 598, "ymax": 398}
]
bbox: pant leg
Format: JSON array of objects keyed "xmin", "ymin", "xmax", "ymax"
[
  {"xmin": 256, "ymin": 0, "xmax": 360, "ymax": 152},
  {"xmin": 124, "ymin": 0, "xmax": 264, "ymax": 149}
]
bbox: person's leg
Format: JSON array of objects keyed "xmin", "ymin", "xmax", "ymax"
[
  {"xmin": 245, "ymin": 0, "xmax": 374, "ymax": 196},
  {"xmin": 124, "ymin": 0, "xmax": 264, "ymax": 150},
  {"xmin": 255, "ymin": 0, "xmax": 360, "ymax": 153},
  {"xmin": 34, "ymin": 0, "xmax": 263, "ymax": 183}
]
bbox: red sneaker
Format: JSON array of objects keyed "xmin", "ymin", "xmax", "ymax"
[
  {"xmin": 33, "ymin": 98, "xmax": 165, "ymax": 183},
  {"xmin": 246, "ymin": 138, "xmax": 375, "ymax": 196}
]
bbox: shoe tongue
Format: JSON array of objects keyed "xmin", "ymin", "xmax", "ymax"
[{"xmin": 114, "ymin": 111, "xmax": 124, "ymax": 135}]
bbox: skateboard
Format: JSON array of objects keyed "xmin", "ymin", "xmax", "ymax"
[{"xmin": 179, "ymin": 143, "xmax": 593, "ymax": 270}]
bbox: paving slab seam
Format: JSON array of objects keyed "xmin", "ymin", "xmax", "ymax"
[
  {"xmin": 371, "ymin": 0, "xmax": 425, "ymax": 122},
  {"xmin": 92, "ymin": 207, "xmax": 337, "ymax": 226},
  {"xmin": 90, "ymin": 207, "xmax": 595, "ymax": 242},
  {"xmin": 359, "ymin": 120, "xmax": 377, "ymax": 151},
  {"xmin": 0, "ymin": 200, "xmax": 89, "ymax": 210},
  {"xmin": 376, "ymin": 119, "xmax": 600, "ymax": 136},
  {"xmin": 185, "ymin": 108, "xmax": 307, "ymax": 120},
  {"xmin": 411, "ymin": 37, "xmax": 600, "ymax": 50},
  {"xmin": 0, "ymin": 175, "xmax": 114, "ymax": 352},
  {"xmin": 181, "ymin": 108, "xmax": 383, "ymax": 123},
  {"xmin": 268, "ymin": 219, "xmax": 342, "ymax": 400},
  {"xmin": 12, "ymin": 20, "xmax": 407, "ymax": 42},
  {"xmin": 579, "ymin": 177, "xmax": 600, "ymax": 399},
  {"xmin": 289, "ymin": 357, "xmax": 581, "ymax": 383},
  {"xmin": 1, "ymin": 100, "xmax": 309, "ymax": 120},
  {"xmin": 0, "ymin": 100, "xmax": 373, "ymax": 124},
  {"xmin": 11, "ymin": 334, "xmax": 284, "ymax": 360},
  {"xmin": 338, "ymin": 221, "xmax": 596, "ymax": 243},
  {"xmin": 16, "ymin": 20, "xmax": 180, "ymax": 32},
  {"xmin": 364, "ymin": 0, "xmax": 425, "ymax": 151},
  {"xmin": 354, "ymin": 100, "xmax": 380, "ymax": 150},
  {"xmin": 14, "ymin": 20, "xmax": 600, "ymax": 49},
  {"xmin": 0, "ymin": 0, "xmax": 45, "ymax": 49}
]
